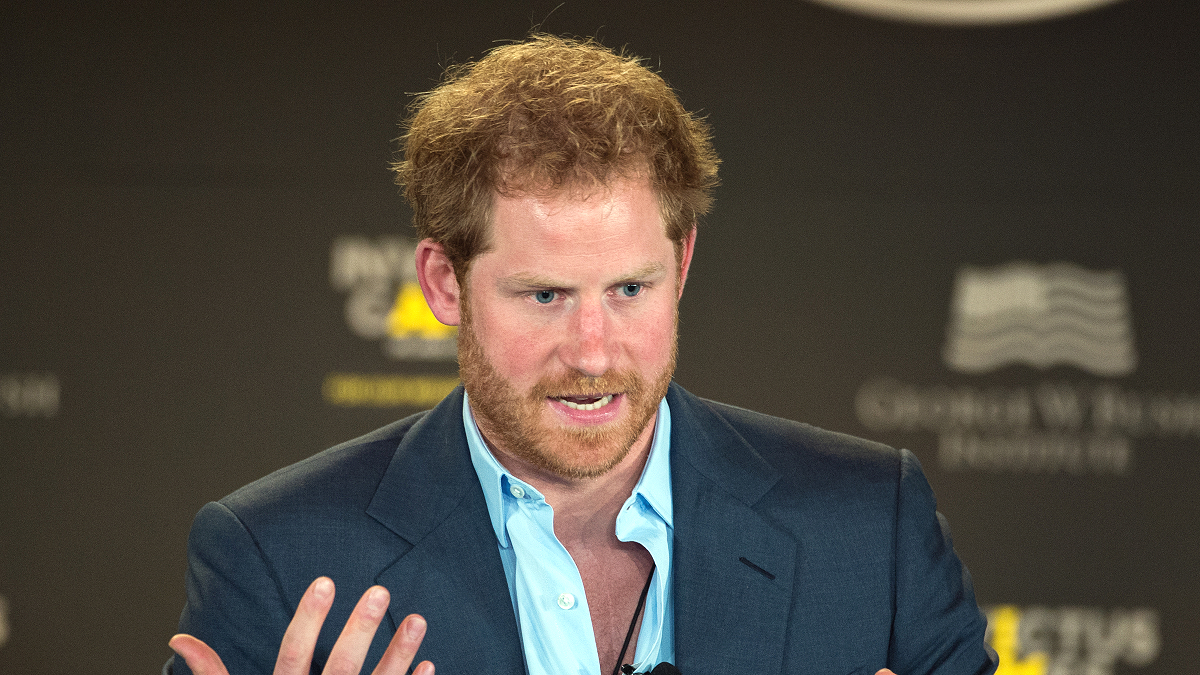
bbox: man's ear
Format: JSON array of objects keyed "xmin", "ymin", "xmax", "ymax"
[
  {"xmin": 415, "ymin": 239, "xmax": 462, "ymax": 326},
  {"xmin": 677, "ymin": 226, "xmax": 697, "ymax": 299}
]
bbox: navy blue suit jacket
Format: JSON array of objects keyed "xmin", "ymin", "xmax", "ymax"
[{"xmin": 170, "ymin": 383, "xmax": 997, "ymax": 675}]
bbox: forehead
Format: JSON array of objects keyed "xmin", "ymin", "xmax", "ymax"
[{"xmin": 483, "ymin": 176, "xmax": 673, "ymax": 272}]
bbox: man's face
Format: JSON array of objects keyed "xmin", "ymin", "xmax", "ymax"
[{"xmin": 458, "ymin": 175, "xmax": 688, "ymax": 480}]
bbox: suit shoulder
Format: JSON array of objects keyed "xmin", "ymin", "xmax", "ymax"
[
  {"xmin": 219, "ymin": 410, "xmax": 429, "ymax": 516},
  {"xmin": 695, "ymin": 396, "xmax": 902, "ymax": 486}
]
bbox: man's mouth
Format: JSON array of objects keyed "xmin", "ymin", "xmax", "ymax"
[{"xmin": 552, "ymin": 394, "xmax": 616, "ymax": 411}]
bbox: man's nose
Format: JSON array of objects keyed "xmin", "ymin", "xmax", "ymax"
[{"xmin": 563, "ymin": 297, "xmax": 616, "ymax": 377}]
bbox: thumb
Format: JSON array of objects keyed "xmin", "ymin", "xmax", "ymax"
[{"xmin": 169, "ymin": 634, "xmax": 230, "ymax": 675}]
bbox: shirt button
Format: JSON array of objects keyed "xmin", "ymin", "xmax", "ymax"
[
  {"xmin": 509, "ymin": 484, "xmax": 525, "ymax": 499},
  {"xmin": 557, "ymin": 592, "xmax": 575, "ymax": 609}
]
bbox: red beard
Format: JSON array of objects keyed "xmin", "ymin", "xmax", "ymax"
[{"xmin": 457, "ymin": 301, "xmax": 676, "ymax": 480}]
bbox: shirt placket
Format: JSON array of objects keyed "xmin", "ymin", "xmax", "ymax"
[{"xmin": 505, "ymin": 481, "xmax": 600, "ymax": 675}]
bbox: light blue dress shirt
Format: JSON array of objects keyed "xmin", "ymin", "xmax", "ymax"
[{"xmin": 463, "ymin": 392, "xmax": 675, "ymax": 675}]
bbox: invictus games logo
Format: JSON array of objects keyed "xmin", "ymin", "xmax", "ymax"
[
  {"xmin": 325, "ymin": 236, "xmax": 460, "ymax": 409},
  {"xmin": 802, "ymin": 0, "xmax": 1127, "ymax": 25},
  {"xmin": 986, "ymin": 605, "xmax": 1159, "ymax": 675},
  {"xmin": 856, "ymin": 262, "xmax": 1200, "ymax": 474},
  {"xmin": 329, "ymin": 236, "xmax": 457, "ymax": 361},
  {"xmin": 944, "ymin": 262, "xmax": 1136, "ymax": 377}
]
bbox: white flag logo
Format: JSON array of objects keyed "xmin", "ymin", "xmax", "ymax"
[{"xmin": 943, "ymin": 262, "xmax": 1136, "ymax": 376}]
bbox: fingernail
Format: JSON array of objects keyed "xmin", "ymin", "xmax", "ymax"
[
  {"xmin": 405, "ymin": 615, "xmax": 427, "ymax": 638},
  {"xmin": 367, "ymin": 587, "xmax": 389, "ymax": 614},
  {"xmin": 314, "ymin": 577, "xmax": 333, "ymax": 600}
]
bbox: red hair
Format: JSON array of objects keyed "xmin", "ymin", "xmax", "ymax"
[{"xmin": 393, "ymin": 34, "xmax": 720, "ymax": 278}]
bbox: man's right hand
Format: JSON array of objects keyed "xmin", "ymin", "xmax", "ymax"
[{"xmin": 169, "ymin": 577, "xmax": 434, "ymax": 675}]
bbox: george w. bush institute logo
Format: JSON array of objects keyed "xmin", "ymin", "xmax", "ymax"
[{"xmin": 942, "ymin": 262, "xmax": 1136, "ymax": 377}]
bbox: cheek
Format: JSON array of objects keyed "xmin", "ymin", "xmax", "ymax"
[
  {"xmin": 477, "ymin": 308, "xmax": 556, "ymax": 378},
  {"xmin": 624, "ymin": 305, "xmax": 678, "ymax": 365}
]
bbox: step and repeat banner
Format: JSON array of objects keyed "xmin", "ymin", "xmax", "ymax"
[{"xmin": 2, "ymin": 1, "xmax": 1196, "ymax": 673}]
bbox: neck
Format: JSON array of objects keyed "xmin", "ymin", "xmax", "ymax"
[{"xmin": 484, "ymin": 413, "xmax": 658, "ymax": 547}]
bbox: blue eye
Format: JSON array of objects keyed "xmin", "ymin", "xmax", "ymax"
[
  {"xmin": 534, "ymin": 290, "xmax": 556, "ymax": 304},
  {"xmin": 620, "ymin": 283, "xmax": 642, "ymax": 297}
]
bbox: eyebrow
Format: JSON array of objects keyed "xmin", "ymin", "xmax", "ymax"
[{"xmin": 502, "ymin": 262, "xmax": 668, "ymax": 289}]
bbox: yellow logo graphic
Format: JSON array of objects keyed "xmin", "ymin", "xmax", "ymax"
[
  {"xmin": 327, "ymin": 236, "xmax": 460, "ymax": 407},
  {"xmin": 387, "ymin": 282, "xmax": 456, "ymax": 340},
  {"xmin": 330, "ymin": 235, "xmax": 458, "ymax": 362},
  {"xmin": 989, "ymin": 606, "xmax": 1048, "ymax": 675},
  {"xmin": 323, "ymin": 374, "xmax": 461, "ymax": 408},
  {"xmin": 984, "ymin": 605, "xmax": 1159, "ymax": 675}
]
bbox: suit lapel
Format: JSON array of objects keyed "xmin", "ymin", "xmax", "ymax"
[
  {"xmin": 358, "ymin": 384, "xmax": 799, "ymax": 674},
  {"xmin": 668, "ymin": 385, "xmax": 798, "ymax": 675},
  {"xmin": 366, "ymin": 387, "xmax": 526, "ymax": 674}
]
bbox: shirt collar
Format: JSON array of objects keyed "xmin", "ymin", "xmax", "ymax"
[{"xmin": 463, "ymin": 392, "xmax": 674, "ymax": 547}]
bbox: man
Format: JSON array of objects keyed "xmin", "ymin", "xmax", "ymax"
[{"xmin": 167, "ymin": 35, "xmax": 997, "ymax": 675}]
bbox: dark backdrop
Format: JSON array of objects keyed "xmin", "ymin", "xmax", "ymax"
[{"xmin": 2, "ymin": 1, "xmax": 1196, "ymax": 673}]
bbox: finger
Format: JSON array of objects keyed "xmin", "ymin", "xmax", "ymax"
[
  {"xmin": 322, "ymin": 585, "xmax": 391, "ymax": 675},
  {"xmin": 169, "ymin": 634, "xmax": 229, "ymax": 675},
  {"xmin": 372, "ymin": 614, "xmax": 430, "ymax": 675},
  {"xmin": 274, "ymin": 576, "xmax": 336, "ymax": 675},
  {"xmin": 875, "ymin": 669, "xmax": 897, "ymax": 675}
]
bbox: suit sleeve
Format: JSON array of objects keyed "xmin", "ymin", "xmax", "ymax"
[
  {"xmin": 169, "ymin": 501, "xmax": 295, "ymax": 675},
  {"xmin": 889, "ymin": 449, "xmax": 998, "ymax": 675}
]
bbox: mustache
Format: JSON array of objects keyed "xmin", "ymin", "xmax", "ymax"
[{"xmin": 531, "ymin": 370, "xmax": 645, "ymax": 399}]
